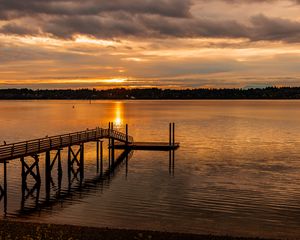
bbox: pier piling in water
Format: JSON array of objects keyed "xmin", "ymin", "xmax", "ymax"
[
  {"xmin": 169, "ymin": 123, "xmax": 172, "ymax": 146},
  {"xmin": 96, "ymin": 141, "xmax": 99, "ymax": 173},
  {"xmin": 168, "ymin": 123, "xmax": 175, "ymax": 176},
  {"xmin": 45, "ymin": 149, "xmax": 62, "ymax": 201},
  {"xmin": 111, "ymin": 122, "xmax": 115, "ymax": 168},
  {"xmin": 169, "ymin": 122, "xmax": 176, "ymax": 146},
  {"xmin": 100, "ymin": 141, "xmax": 103, "ymax": 175},
  {"xmin": 126, "ymin": 124, "xmax": 129, "ymax": 146},
  {"xmin": 96, "ymin": 140, "xmax": 104, "ymax": 174},
  {"xmin": 169, "ymin": 123, "xmax": 175, "ymax": 146},
  {"xmin": 173, "ymin": 123, "xmax": 175, "ymax": 146},
  {"xmin": 0, "ymin": 160, "xmax": 7, "ymax": 215}
]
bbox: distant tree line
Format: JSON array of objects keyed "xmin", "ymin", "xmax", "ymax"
[{"xmin": 1, "ymin": 87, "xmax": 300, "ymax": 99}]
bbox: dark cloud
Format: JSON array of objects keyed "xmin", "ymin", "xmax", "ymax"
[
  {"xmin": 21, "ymin": 12, "xmax": 248, "ymax": 39},
  {"xmin": 137, "ymin": 15, "xmax": 249, "ymax": 38},
  {"xmin": 43, "ymin": 14, "xmax": 147, "ymax": 39},
  {"xmin": 250, "ymin": 14, "xmax": 300, "ymax": 42},
  {"xmin": 1, "ymin": 0, "xmax": 300, "ymax": 43},
  {"xmin": 0, "ymin": 23, "xmax": 39, "ymax": 35},
  {"xmin": 0, "ymin": 0, "xmax": 192, "ymax": 19},
  {"xmin": 35, "ymin": 13, "xmax": 300, "ymax": 43},
  {"xmin": 218, "ymin": 0, "xmax": 300, "ymax": 4}
]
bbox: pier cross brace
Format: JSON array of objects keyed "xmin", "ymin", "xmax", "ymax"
[
  {"xmin": 20, "ymin": 155, "xmax": 41, "ymax": 183},
  {"xmin": 20, "ymin": 155, "xmax": 41, "ymax": 210},
  {"xmin": 68, "ymin": 143, "xmax": 84, "ymax": 184}
]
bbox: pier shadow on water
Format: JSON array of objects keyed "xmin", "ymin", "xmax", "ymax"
[{"xmin": 0, "ymin": 146, "xmax": 176, "ymax": 219}]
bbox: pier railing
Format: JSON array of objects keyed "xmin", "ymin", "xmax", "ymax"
[{"xmin": 0, "ymin": 128, "xmax": 133, "ymax": 161}]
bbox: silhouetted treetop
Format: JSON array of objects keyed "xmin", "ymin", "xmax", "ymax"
[{"xmin": 1, "ymin": 87, "xmax": 300, "ymax": 99}]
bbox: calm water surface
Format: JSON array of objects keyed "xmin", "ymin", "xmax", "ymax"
[{"xmin": 1, "ymin": 100, "xmax": 300, "ymax": 238}]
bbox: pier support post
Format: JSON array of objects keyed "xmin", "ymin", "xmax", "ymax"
[
  {"xmin": 169, "ymin": 122, "xmax": 175, "ymax": 146},
  {"xmin": 96, "ymin": 140, "xmax": 103, "ymax": 175},
  {"xmin": 100, "ymin": 141, "xmax": 103, "ymax": 175},
  {"xmin": 169, "ymin": 123, "xmax": 175, "ymax": 176},
  {"xmin": 0, "ymin": 160, "xmax": 7, "ymax": 215},
  {"xmin": 45, "ymin": 149, "xmax": 62, "ymax": 201},
  {"xmin": 45, "ymin": 151, "xmax": 51, "ymax": 201},
  {"xmin": 111, "ymin": 122, "xmax": 115, "ymax": 167},
  {"xmin": 172, "ymin": 122, "xmax": 175, "ymax": 146},
  {"xmin": 80, "ymin": 143, "xmax": 84, "ymax": 180},
  {"xmin": 126, "ymin": 124, "xmax": 129, "ymax": 146},
  {"xmin": 96, "ymin": 140, "xmax": 99, "ymax": 173},
  {"xmin": 169, "ymin": 123, "xmax": 172, "ymax": 146},
  {"xmin": 108, "ymin": 122, "xmax": 111, "ymax": 169},
  {"xmin": 107, "ymin": 121, "xmax": 115, "ymax": 168}
]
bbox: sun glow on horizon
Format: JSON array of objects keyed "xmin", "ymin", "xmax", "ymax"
[
  {"xmin": 0, "ymin": 78, "xmax": 128, "ymax": 85},
  {"xmin": 74, "ymin": 35, "xmax": 119, "ymax": 47}
]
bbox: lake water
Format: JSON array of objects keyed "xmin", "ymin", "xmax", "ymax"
[{"xmin": 1, "ymin": 100, "xmax": 300, "ymax": 239}]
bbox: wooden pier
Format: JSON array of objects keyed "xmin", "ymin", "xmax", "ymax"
[{"xmin": 0, "ymin": 122, "xmax": 179, "ymax": 216}]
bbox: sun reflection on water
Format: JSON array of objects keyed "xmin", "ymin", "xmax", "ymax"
[{"xmin": 113, "ymin": 102, "xmax": 123, "ymax": 129}]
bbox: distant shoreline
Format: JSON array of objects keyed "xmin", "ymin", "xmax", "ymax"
[
  {"xmin": 1, "ymin": 87, "xmax": 300, "ymax": 100},
  {"xmin": 0, "ymin": 220, "xmax": 273, "ymax": 240},
  {"xmin": 2, "ymin": 99, "xmax": 300, "ymax": 101}
]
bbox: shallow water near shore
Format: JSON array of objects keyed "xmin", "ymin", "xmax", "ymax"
[{"xmin": 1, "ymin": 100, "xmax": 300, "ymax": 239}]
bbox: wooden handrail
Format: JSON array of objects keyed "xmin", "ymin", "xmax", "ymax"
[{"xmin": 0, "ymin": 127, "xmax": 133, "ymax": 161}]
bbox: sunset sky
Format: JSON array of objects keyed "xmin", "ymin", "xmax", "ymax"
[{"xmin": 1, "ymin": 0, "xmax": 300, "ymax": 89}]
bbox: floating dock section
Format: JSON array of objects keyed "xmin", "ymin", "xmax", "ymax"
[
  {"xmin": 113, "ymin": 123, "xmax": 179, "ymax": 151},
  {"xmin": 114, "ymin": 142, "xmax": 179, "ymax": 151}
]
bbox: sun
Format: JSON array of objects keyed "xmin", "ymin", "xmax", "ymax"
[{"xmin": 103, "ymin": 78, "xmax": 127, "ymax": 84}]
